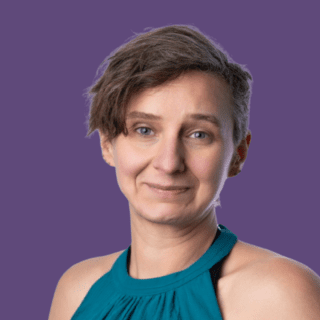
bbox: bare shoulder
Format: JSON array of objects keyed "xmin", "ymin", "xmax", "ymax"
[
  {"xmin": 48, "ymin": 250, "xmax": 124, "ymax": 320},
  {"xmin": 220, "ymin": 241, "xmax": 320, "ymax": 320}
]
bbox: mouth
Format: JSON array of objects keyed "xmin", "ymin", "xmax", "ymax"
[
  {"xmin": 146, "ymin": 183, "xmax": 190, "ymax": 199},
  {"xmin": 146, "ymin": 183, "xmax": 190, "ymax": 191}
]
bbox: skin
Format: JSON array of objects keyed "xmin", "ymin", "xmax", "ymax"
[
  {"xmin": 48, "ymin": 71, "xmax": 320, "ymax": 320},
  {"xmin": 100, "ymin": 70, "xmax": 250, "ymax": 279}
]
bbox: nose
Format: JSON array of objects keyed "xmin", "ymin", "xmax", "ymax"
[{"xmin": 152, "ymin": 133, "xmax": 186, "ymax": 173}]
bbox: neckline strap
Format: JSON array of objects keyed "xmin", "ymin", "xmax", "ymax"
[{"xmin": 111, "ymin": 224, "xmax": 237, "ymax": 296}]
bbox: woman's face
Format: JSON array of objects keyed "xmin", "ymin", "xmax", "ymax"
[{"xmin": 101, "ymin": 71, "xmax": 239, "ymax": 226}]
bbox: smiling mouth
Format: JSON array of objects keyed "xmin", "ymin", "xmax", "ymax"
[
  {"xmin": 150, "ymin": 186, "xmax": 188, "ymax": 193},
  {"xmin": 146, "ymin": 184, "xmax": 190, "ymax": 198},
  {"xmin": 146, "ymin": 183, "xmax": 190, "ymax": 191}
]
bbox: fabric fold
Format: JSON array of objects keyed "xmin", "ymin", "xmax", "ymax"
[{"xmin": 71, "ymin": 224, "xmax": 237, "ymax": 320}]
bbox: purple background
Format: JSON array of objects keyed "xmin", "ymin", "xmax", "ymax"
[{"xmin": 1, "ymin": 1, "xmax": 319, "ymax": 319}]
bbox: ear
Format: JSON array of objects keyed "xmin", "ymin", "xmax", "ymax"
[
  {"xmin": 98, "ymin": 130, "xmax": 115, "ymax": 167},
  {"xmin": 228, "ymin": 130, "xmax": 252, "ymax": 178}
]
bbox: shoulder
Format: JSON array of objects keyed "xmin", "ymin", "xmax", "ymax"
[
  {"xmin": 223, "ymin": 241, "xmax": 320, "ymax": 320},
  {"xmin": 48, "ymin": 250, "xmax": 124, "ymax": 320}
]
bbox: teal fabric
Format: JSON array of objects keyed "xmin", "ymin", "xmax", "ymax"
[{"xmin": 71, "ymin": 224, "xmax": 237, "ymax": 319}]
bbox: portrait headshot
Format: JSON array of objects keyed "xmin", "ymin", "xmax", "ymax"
[
  {"xmin": 1, "ymin": 2, "xmax": 320, "ymax": 320},
  {"xmin": 48, "ymin": 24, "xmax": 320, "ymax": 319}
]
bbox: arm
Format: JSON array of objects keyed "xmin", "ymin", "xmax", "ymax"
[
  {"xmin": 239, "ymin": 257, "xmax": 320, "ymax": 319},
  {"xmin": 48, "ymin": 256, "xmax": 109, "ymax": 320},
  {"xmin": 48, "ymin": 267, "xmax": 78, "ymax": 320}
]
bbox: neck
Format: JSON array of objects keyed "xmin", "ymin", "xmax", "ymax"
[{"xmin": 128, "ymin": 211, "xmax": 218, "ymax": 279}]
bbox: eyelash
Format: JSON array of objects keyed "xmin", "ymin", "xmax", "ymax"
[{"xmin": 134, "ymin": 126, "xmax": 211, "ymax": 140}]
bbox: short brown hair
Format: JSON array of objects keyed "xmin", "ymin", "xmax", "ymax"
[{"xmin": 84, "ymin": 24, "xmax": 253, "ymax": 147}]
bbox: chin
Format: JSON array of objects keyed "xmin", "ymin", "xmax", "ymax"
[{"xmin": 130, "ymin": 201, "xmax": 199, "ymax": 227}]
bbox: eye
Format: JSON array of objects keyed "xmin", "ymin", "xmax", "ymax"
[
  {"xmin": 135, "ymin": 126, "xmax": 210, "ymax": 140},
  {"xmin": 190, "ymin": 131, "xmax": 209, "ymax": 139},
  {"xmin": 135, "ymin": 127, "xmax": 154, "ymax": 136}
]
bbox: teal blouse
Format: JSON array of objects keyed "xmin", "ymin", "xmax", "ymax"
[{"xmin": 71, "ymin": 224, "xmax": 237, "ymax": 319}]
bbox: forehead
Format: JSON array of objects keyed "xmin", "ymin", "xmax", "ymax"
[
  {"xmin": 125, "ymin": 71, "xmax": 233, "ymax": 129},
  {"xmin": 132, "ymin": 71, "xmax": 230, "ymax": 103}
]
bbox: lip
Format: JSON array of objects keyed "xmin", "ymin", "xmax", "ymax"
[
  {"xmin": 146, "ymin": 183, "xmax": 190, "ymax": 190},
  {"xmin": 146, "ymin": 184, "xmax": 190, "ymax": 199}
]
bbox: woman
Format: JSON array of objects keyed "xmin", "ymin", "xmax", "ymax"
[{"xmin": 48, "ymin": 25, "xmax": 320, "ymax": 320}]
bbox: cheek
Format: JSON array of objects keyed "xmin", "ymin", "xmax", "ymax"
[
  {"xmin": 193, "ymin": 151, "xmax": 224, "ymax": 180},
  {"xmin": 114, "ymin": 144, "xmax": 145, "ymax": 191},
  {"xmin": 192, "ymin": 149, "xmax": 228, "ymax": 199}
]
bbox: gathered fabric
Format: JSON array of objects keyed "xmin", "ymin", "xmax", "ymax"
[{"xmin": 71, "ymin": 224, "xmax": 237, "ymax": 320}]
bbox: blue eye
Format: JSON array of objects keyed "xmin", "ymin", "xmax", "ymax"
[
  {"xmin": 136, "ymin": 127, "xmax": 153, "ymax": 136},
  {"xmin": 135, "ymin": 126, "xmax": 210, "ymax": 140},
  {"xmin": 190, "ymin": 132, "xmax": 208, "ymax": 139}
]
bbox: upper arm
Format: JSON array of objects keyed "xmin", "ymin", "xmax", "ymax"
[
  {"xmin": 260, "ymin": 260, "xmax": 320, "ymax": 319},
  {"xmin": 234, "ymin": 257, "xmax": 320, "ymax": 320},
  {"xmin": 48, "ymin": 267, "xmax": 79, "ymax": 320},
  {"xmin": 48, "ymin": 257, "xmax": 109, "ymax": 320}
]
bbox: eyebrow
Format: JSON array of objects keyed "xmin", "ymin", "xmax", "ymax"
[{"xmin": 126, "ymin": 111, "xmax": 221, "ymax": 128}]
